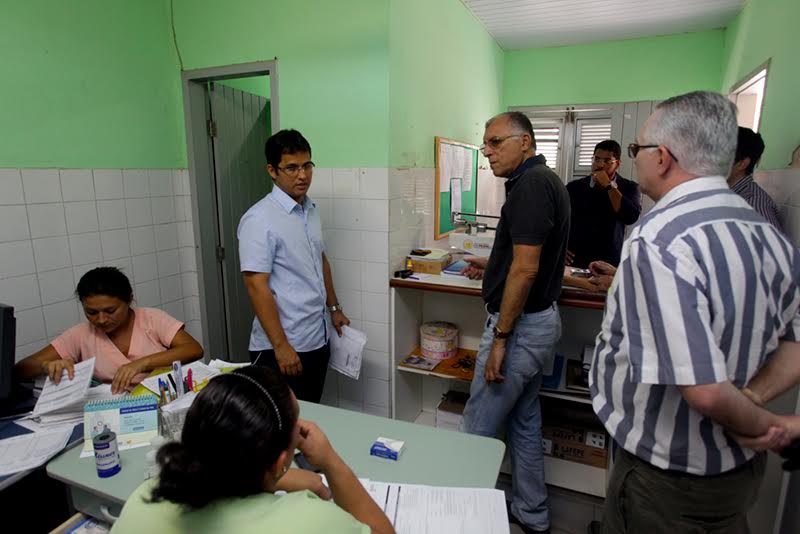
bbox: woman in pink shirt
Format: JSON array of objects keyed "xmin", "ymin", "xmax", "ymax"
[{"xmin": 16, "ymin": 267, "xmax": 203, "ymax": 393}]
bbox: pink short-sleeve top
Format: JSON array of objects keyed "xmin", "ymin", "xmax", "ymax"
[{"xmin": 50, "ymin": 307, "xmax": 184, "ymax": 384}]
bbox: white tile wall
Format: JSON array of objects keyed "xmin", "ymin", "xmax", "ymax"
[
  {"xmin": 0, "ymin": 168, "xmax": 202, "ymax": 362},
  {"xmin": 312, "ymin": 167, "xmax": 393, "ymax": 414},
  {"xmin": 0, "ymin": 169, "xmax": 26, "ymax": 204}
]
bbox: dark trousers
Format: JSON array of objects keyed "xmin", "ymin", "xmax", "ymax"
[
  {"xmin": 602, "ymin": 447, "xmax": 766, "ymax": 534},
  {"xmin": 249, "ymin": 343, "xmax": 330, "ymax": 403}
]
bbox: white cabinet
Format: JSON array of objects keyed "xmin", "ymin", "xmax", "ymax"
[{"xmin": 389, "ymin": 275, "xmax": 611, "ymax": 496}]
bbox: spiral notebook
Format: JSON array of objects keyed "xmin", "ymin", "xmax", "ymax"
[{"xmin": 81, "ymin": 395, "xmax": 159, "ymax": 457}]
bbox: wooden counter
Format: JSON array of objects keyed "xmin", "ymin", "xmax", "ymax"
[{"xmin": 390, "ymin": 275, "xmax": 606, "ymax": 310}]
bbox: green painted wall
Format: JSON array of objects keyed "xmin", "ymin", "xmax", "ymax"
[
  {"xmin": 388, "ymin": 0, "xmax": 503, "ymax": 167},
  {"xmin": 721, "ymin": 0, "xmax": 800, "ymax": 168},
  {"xmin": 503, "ymin": 31, "xmax": 725, "ymax": 108},
  {"xmin": 0, "ymin": 0, "xmax": 185, "ymax": 168},
  {"xmin": 218, "ymin": 76, "xmax": 270, "ymax": 99},
  {"xmin": 173, "ymin": 0, "xmax": 390, "ymax": 168}
]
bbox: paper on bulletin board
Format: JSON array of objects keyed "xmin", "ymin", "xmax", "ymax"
[
  {"xmin": 439, "ymin": 144, "xmax": 474, "ymax": 194},
  {"xmin": 450, "ymin": 178, "xmax": 462, "ymax": 215},
  {"xmin": 439, "ymin": 144, "xmax": 453, "ymax": 193},
  {"xmin": 460, "ymin": 148, "xmax": 473, "ymax": 192}
]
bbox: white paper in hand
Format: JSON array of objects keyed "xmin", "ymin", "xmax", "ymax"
[
  {"xmin": 32, "ymin": 359, "xmax": 95, "ymax": 417},
  {"xmin": 329, "ymin": 326, "xmax": 367, "ymax": 380}
]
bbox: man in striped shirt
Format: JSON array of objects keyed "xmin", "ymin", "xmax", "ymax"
[
  {"xmin": 728, "ymin": 126, "xmax": 783, "ymax": 231},
  {"xmin": 591, "ymin": 91, "xmax": 800, "ymax": 533}
]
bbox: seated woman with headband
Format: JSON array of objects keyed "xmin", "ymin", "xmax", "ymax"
[
  {"xmin": 112, "ymin": 366, "xmax": 394, "ymax": 534},
  {"xmin": 16, "ymin": 266, "xmax": 203, "ymax": 393}
]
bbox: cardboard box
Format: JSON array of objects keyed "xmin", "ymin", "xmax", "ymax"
[
  {"xmin": 436, "ymin": 391, "xmax": 468, "ymax": 429},
  {"xmin": 411, "ymin": 254, "xmax": 451, "ymax": 274},
  {"xmin": 546, "ymin": 439, "xmax": 608, "ymax": 469},
  {"xmin": 541, "ymin": 423, "xmax": 608, "ymax": 468}
]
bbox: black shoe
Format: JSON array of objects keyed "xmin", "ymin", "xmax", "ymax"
[{"xmin": 506, "ymin": 501, "xmax": 550, "ymax": 534}]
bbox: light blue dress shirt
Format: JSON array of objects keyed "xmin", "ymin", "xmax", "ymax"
[{"xmin": 237, "ymin": 186, "xmax": 328, "ymax": 352}]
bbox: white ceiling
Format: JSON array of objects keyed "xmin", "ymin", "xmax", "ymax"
[{"xmin": 462, "ymin": 0, "xmax": 744, "ymax": 50}]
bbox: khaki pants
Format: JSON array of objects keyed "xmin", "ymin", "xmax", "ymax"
[{"xmin": 602, "ymin": 448, "xmax": 766, "ymax": 534}]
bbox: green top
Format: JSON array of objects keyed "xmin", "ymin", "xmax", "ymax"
[{"xmin": 111, "ymin": 479, "xmax": 370, "ymax": 534}]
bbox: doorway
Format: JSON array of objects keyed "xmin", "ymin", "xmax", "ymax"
[{"xmin": 181, "ymin": 60, "xmax": 279, "ymax": 361}]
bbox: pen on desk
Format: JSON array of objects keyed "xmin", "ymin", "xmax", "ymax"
[
  {"xmin": 167, "ymin": 373, "xmax": 178, "ymax": 397},
  {"xmin": 408, "ymin": 275, "xmax": 420, "ymax": 280},
  {"xmin": 187, "ymin": 368, "xmax": 193, "ymax": 392},
  {"xmin": 172, "ymin": 361, "xmax": 184, "ymax": 397}
]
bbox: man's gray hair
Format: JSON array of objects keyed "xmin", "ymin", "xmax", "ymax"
[
  {"xmin": 485, "ymin": 111, "xmax": 536, "ymax": 151},
  {"xmin": 645, "ymin": 91, "xmax": 738, "ymax": 177}
]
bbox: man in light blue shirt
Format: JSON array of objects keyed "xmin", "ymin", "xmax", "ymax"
[{"xmin": 238, "ymin": 129, "xmax": 349, "ymax": 402}]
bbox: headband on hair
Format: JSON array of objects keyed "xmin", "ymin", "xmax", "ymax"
[{"xmin": 226, "ymin": 372, "xmax": 283, "ymax": 431}]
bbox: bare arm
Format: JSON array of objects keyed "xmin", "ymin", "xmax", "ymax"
[
  {"xmin": 243, "ymin": 271, "xmax": 289, "ymax": 348},
  {"xmin": 680, "ymin": 381, "xmax": 784, "ymax": 437},
  {"xmin": 322, "ymin": 253, "xmax": 339, "ymax": 307},
  {"xmin": 15, "ymin": 344, "xmax": 64, "ymax": 380},
  {"xmin": 322, "ymin": 253, "xmax": 351, "ymax": 336},
  {"xmin": 743, "ymin": 340, "xmax": 800, "ymax": 406},
  {"xmin": 483, "ymin": 244, "xmax": 542, "ymax": 383},
  {"xmin": 495, "ymin": 244, "xmax": 542, "ymax": 332},
  {"xmin": 298, "ymin": 420, "xmax": 394, "ymax": 534},
  {"xmin": 242, "ymin": 271, "xmax": 301, "ymax": 375},
  {"xmin": 110, "ymin": 328, "xmax": 204, "ymax": 393}
]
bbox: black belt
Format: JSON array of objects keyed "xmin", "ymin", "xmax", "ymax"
[{"xmin": 486, "ymin": 301, "xmax": 552, "ymax": 315}]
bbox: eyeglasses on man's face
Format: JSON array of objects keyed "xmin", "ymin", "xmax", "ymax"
[
  {"xmin": 592, "ymin": 156, "xmax": 618, "ymax": 165},
  {"xmin": 277, "ymin": 161, "xmax": 315, "ymax": 177},
  {"xmin": 627, "ymin": 143, "xmax": 679, "ymax": 162},
  {"xmin": 480, "ymin": 134, "xmax": 522, "ymax": 153}
]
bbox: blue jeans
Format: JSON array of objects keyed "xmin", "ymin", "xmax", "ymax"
[{"xmin": 460, "ymin": 304, "xmax": 561, "ymax": 531}]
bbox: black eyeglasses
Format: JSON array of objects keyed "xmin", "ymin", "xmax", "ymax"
[
  {"xmin": 480, "ymin": 134, "xmax": 522, "ymax": 153},
  {"xmin": 627, "ymin": 143, "xmax": 679, "ymax": 162},
  {"xmin": 277, "ymin": 161, "xmax": 315, "ymax": 176},
  {"xmin": 592, "ymin": 156, "xmax": 618, "ymax": 165}
]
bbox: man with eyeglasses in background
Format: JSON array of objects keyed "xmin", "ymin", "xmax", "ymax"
[
  {"xmin": 238, "ymin": 129, "xmax": 349, "ymax": 403},
  {"xmin": 460, "ymin": 111, "xmax": 570, "ymax": 533},
  {"xmin": 565, "ymin": 140, "xmax": 641, "ymax": 269}
]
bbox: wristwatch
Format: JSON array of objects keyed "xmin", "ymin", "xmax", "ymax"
[
  {"xmin": 605, "ymin": 181, "xmax": 618, "ymax": 191},
  {"xmin": 492, "ymin": 326, "xmax": 513, "ymax": 339},
  {"xmin": 328, "ymin": 304, "xmax": 343, "ymax": 313}
]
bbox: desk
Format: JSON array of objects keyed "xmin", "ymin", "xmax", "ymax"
[{"xmin": 47, "ymin": 400, "xmax": 505, "ymax": 521}]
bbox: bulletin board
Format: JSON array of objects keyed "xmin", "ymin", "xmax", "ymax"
[{"xmin": 434, "ymin": 136, "xmax": 479, "ymax": 240}]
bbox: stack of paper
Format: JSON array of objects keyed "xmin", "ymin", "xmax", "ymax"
[
  {"xmin": 32, "ymin": 359, "xmax": 112, "ymax": 426},
  {"xmin": 329, "ymin": 326, "xmax": 367, "ymax": 380},
  {"xmin": 361, "ymin": 480, "xmax": 509, "ymax": 534},
  {"xmin": 0, "ymin": 426, "xmax": 74, "ymax": 477}
]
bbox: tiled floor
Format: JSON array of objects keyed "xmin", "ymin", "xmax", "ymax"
[{"xmin": 499, "ymin": 476, "xmax": 604, "ymax": 534}]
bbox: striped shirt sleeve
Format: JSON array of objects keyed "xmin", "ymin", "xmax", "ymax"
[{"xmin": 625, "ymin": 238, "xmax": 728, "ymax": 386}]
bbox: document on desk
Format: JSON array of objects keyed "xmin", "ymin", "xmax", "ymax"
[
  {"xmin": 363, "ymin": 481, "xmax": 509, "ymax": 534},
  {"xmin": 329, "ymin": 325, "xmax": 367, "ymax": 380},
  {"xmin": 0, "ymin": 426, "xmax": 73, "ymax": 477},
  {"xmin": 32, "ymin": 359, "xmax": 95, "ymax": 418}
]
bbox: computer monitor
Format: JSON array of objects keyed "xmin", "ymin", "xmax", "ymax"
[{"xmin": 0, "ymin": 302, "xmax": 16, "ymax": 404}]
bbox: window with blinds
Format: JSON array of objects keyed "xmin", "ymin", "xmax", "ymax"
[
  {"xmin": 512, "ymin": 104, "xmax": 622, "ymax": 182},
  {"xmin": 532, "ymin": 122, "xmax": 562, "ymax": 171},
  {"xmin": 574, "ymin": 119, "xmax": 613, "ymax": 171}
]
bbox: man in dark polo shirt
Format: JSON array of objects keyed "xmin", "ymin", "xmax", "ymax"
[
  {"xmin": 459, "ymin": 111, "xmax": 570, "ymax": 533},
  {"xmin": 566, "ymin": 140, "xmax": 641, "ymax": 268}
]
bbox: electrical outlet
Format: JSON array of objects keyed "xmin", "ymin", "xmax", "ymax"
[
  {"xmin": 542, "ymin": 438, "xmax": 553, "ymax": 455},
  {"xmin": 585, "ymin": 431, "xmax": 606, "ymax": 449}
]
